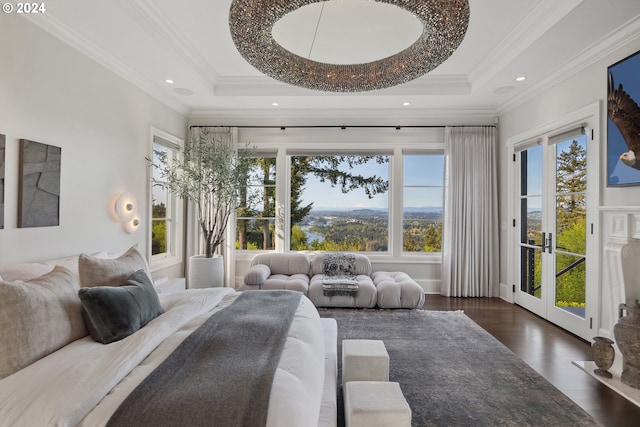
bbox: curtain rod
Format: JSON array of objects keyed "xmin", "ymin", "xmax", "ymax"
[{"xmin": 189, "ymin": 125, "xmax": 496, "ymax": 130}]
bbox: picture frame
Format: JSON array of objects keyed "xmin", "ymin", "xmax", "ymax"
[
  {"xmin": 607, "ymin": 49, "xmax": 640, "ymax": 186},
  {"xmin": 18, "ymin": 139, "xmax": 61, "ymax": 228},
  {"xmin": 0, "ymin": 134, "xmax": 5, "ymax": 229}
]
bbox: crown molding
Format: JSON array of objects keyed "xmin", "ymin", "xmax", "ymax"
[
  {"xmin": 497, "ymin": 14, "xmax": 640, "ymax": 115},
  {"xmin": 213, "ymin": 75, "xmax": 471, "ymax": 97},
  {"xmin": 469, "ymin": 0, "xmax": 584, "ymax": 91},
  {"xmin": 189, "ymin": 107, "xmax": 496, "ymax": 126},
  {"xmin": 121, "ymin": 0, "xmax": 220, "ymax": 86},
  {"xmin": 22, "ymin": 13, "xmax": 192, "ymax": 116}
]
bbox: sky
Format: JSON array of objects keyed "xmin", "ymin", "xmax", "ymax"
[{"xmin": 302, "ymin": 155, "xmax": 445, "ymax": 210}]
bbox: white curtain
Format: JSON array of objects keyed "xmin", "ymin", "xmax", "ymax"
[{"xmin": 441, "ymin": 126, "xmax": 499, "ymax": 297}]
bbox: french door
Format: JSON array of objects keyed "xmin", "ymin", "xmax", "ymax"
[{"xmin": 514, "ymin": 125, "xmax": 596, "ymax": 341}]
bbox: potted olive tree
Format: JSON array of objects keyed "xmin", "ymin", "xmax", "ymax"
[{"xmin": 151, "ymin": 127, "xmax": 253, "ymax": 288}]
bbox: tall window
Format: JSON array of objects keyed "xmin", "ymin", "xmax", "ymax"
[
  {"xmin": 236, "ymin": 157, "xmax": 276, "ymax": 250},
  {"xmin": 289, "ymin": 155, "xmax": 390, "ymax": 252},
  {"xmin": 403, "ymin": 154, "xmax": 445, "ymax": 252},
  {"xmin": 150, "ymin": 134, "xmax": 181, "ymax": 261}
]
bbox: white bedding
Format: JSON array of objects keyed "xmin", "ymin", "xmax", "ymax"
[{"xmin": 0, "ymin": 288, "xmax": 326, "ymax": 427}]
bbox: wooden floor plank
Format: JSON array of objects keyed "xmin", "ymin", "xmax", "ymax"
[{"xmin": 423, "ymin": 295, "xmax": 640, "ymax": 427}]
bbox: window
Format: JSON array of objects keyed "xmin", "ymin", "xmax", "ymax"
[
  {"xmin": 150, "ymin": 132, "xmax": 183, "ymax": 265},
  {"xmin": 236, "ymin": 157, "xmax": 276, "ymax": 250},
  {"xmin": 402, "ymin": 154, "xmax": 445, "ymax": 252},
  {"xmin": 289, "ymin": 155, "xmax": 390, "ymax": 252}
]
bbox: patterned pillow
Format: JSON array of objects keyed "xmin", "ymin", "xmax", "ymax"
[
  {"xmin": 79, "ymin": 246, "xmax": 149, "ymax": 288},
  {"xmin": 0, "ymin": 266, "xmax": 87, "ymax": 379}
]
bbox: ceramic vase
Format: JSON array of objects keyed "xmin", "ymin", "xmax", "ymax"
[
  {"xmin": 591, "ymin": 336, "xmax": 615, "ymax": 378},
  {"xmin": 613, "ymin": 299, "xmax": 640, "ymax": 389},
  {"xmin": 188, "ymin": 254, "xmax": 224, "ymax": 288}
]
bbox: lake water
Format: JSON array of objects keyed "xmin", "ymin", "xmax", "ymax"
[{"xmin": 301, "ymin": 226, "xmax": 324, "ymax": 242}]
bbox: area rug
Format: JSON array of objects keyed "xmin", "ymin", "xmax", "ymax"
[{"xmin": 318, "ymin": 308, "xmax": 601, "ymax": 427}]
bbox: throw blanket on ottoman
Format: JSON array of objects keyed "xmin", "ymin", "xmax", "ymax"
[
  {"xmin": 322, "ymin": 253, "xmax": 359, "ymax": 297},
  {"xmin": 108, "ymin": 290, "xmax": 302, "ymax": 427}
]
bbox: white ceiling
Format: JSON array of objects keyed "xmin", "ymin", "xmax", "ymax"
[{"xmin": 22, "ymin": 0, "xmax": 640, "ymax": 123}]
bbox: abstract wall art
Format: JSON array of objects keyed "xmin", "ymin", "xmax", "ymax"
[
  {"xmin": 18, "ymin": 139, "xmax": 61, "ymax": 228},
  {"xmin": 607, "ymin": 49, "xmax": 640, "ymax": 186},
  {"xmin": 0, "ymin": 134, "xmax": 5, "ymax": 229}
]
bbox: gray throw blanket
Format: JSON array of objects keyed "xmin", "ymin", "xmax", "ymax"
[
  {"xmin": 107, "ymin": 290, "xmax": 302, "ymax": 427},
  {"xmin": 322, "ymin": 252, "xmax": 359, "ymax": 297}
]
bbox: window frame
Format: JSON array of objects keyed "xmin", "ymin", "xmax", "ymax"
[
  {"xmin": 232, "ymin": 127, "xmax": 445, "ymax": 264},
  {"xmin": 401, "ymin": 153, "xmax": 445, "ymax": 254},
  {"xmin": 235, "ymin": 154, "xmax": 277, "ymax": 251},
  {"xmin": 148, "ymin": 128, "xmax": 184, "ymax": 272},
  {"xmin": 287, "ymin": 152, "xmax": 392, "ymax": 253}
]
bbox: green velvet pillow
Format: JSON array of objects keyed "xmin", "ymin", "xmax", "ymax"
[{"xmin": 78, "ymin": 270, "xmax": 163, "ymax": 344}]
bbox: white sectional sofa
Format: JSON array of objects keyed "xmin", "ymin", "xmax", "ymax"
[{"xmin": 241, "ymin": 252, "xmax": 424, "ymax": 309}]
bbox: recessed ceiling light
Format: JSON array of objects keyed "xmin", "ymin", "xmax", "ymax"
[
  {"xmin": 403, "ymin": 102, "xmax": 411, "ymax": 106},
  {"xmin": 272, "ymin": 102, "xmax": 279, "ymax": 107},
  {"xmin": 165, "ymin": 79, "xmax": 174, "ymax": 84},
  {"xmin": 515, "ymin": 76, "xmax": 526, "ymax": 82}
]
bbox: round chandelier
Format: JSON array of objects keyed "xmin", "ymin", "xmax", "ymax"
[{"xmin": 229, "ymin": 0, "xmax": 470, "ymax": 93}]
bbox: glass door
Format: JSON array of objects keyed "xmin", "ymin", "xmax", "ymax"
[
  {"xmin": 518, "ymin": 144, "xmax": 546, "ymax": 318},
  {"xmin": 515, "ymin": 129, "xmax": 593, "ymax": 340}
]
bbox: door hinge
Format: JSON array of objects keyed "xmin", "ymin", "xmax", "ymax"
[
  {"xmin": 590, "ymin": 318, "xmax": 593, "ymax": 329},
  {"xmin": 512, "ymin": 284, "xmax": 516, "ymax": 293},
  {"xmin": 513, "ymin": 153, "xmax": 516, "ymax": 162},
  {"xmin": 591, "ymin": 129, "xmax": 594, "ymax": 140},
  {"xmin": 513, "ymin": 219, "xmax": 516, "ymax": 227},
  {"xmin": 591, "ymin": 223, "xmax": 594, "ymax": 235}
]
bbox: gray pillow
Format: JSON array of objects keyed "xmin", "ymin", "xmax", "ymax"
[
  {"xmin": 0, "ymin": 266, "xmax": 87, "ymax": 379},
  {"xmin": 78, "ymin": 270, "xmax": 164, "ymax": 344},
  {"xmin": 79, "ymin": 246, "xmax": 149, "ymax": 288}
]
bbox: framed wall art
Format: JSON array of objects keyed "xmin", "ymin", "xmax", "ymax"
[
  {"xmin": 607, "ymin": 49, "xmax": 640, "ymax": 186},
  {"xmin": 18, "ymin": 139, "xmax": 61, "ymax": 228},
  {"xmin": 0, "ymin": 134, "xmax": 5, "ymax": 229}
]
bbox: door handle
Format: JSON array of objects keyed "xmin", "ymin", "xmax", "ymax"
[
  {"xmin": 547, "ymin": 233, "xmax": 553, "ymax": 254},
  {"xmin": 541, "ymin": 232, "xmax": 546, "ymax": 253}
]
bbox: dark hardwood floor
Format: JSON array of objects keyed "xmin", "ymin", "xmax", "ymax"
[{"xmin": 423, "ymin": 295, "xmax": 640, "ymax": 427}]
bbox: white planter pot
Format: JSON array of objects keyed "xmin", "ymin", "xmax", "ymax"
[{"xmin": 188, "ymin": 254, "xmax": 224, "ymax": 288}]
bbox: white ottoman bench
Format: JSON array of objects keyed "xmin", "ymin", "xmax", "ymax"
[
  {"xmin": 342, "ymin": 339, "xmax": 389, "ymax": 386},
  {"xmin": 372, "ymin": 271, "xmax": 425, "ymax": 309},
  {"xmin": 344, "ymin": 381, "xmax": 411, "ymax": 427}
]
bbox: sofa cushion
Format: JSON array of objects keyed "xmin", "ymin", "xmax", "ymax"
[
  {"xmin": 79, "ymin": 246, "xmax": 149, "ymax": 288},
  {"xmin": 251, "ymin": 253, "xmax": 311, "ymax": 276},
  {"xmin": 308, "ymin": 274, "xmax": 377, "ymax": 308},
  {"xmin": 262, "ymin": 274, "xmax": 310, "ymax": 293},
  {"xmin": 78, "ymin": 270, "xmax": 163, "ymax": 344},
  {"xmin": 310, "ymin": 253, "xmax": 372, "ymax": 276},
  {"xmin": 0, "ymin": 266, "xmax": 87, "ymax": 379},
  {"xmin": 372, "ymin": 271, "xmax": 425, "ymax": 309},
  {"xmin": 244, "ymin": 264, "xmax": 271, "ymax": 286}
]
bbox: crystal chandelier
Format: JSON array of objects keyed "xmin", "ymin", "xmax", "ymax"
[{"xmin": 229, "ymin": 0, "xmax": 470, "ymax": 92}]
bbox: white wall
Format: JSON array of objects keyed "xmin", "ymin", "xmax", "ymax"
[
  {"xmin": 498, "ymin": 34, "xmax": 640, "ymax": 327},
  {"xmin": 0, "ymin": 15, "xmax": 187, "ymax": 274}
]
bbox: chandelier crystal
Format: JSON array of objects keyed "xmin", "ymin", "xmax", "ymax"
[{"xmin": 229, "ymin": 0, "xmax": 470, "ymax": 92}]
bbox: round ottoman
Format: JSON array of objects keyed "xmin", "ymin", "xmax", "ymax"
[{"xmin": 372, "ymin": 271, "xmax": 425, "ymax": 309}]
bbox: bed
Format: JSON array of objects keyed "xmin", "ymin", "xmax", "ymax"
[{"xmin": 0, "ymin": 247, "xmax": 337, "ymax": 427}]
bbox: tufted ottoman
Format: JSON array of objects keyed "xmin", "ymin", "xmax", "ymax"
[
  {"xmin": 344, "ymin": 381, "xmax": 411, "ymax": 427},
  {"xmin": 372, "ymin": 271, "xmax": 425, "ymax": 309}
]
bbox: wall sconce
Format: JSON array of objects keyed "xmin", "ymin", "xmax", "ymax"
[{"xmin": 112, "ymin": 192, "xmax": 140, "ymax": 234}]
